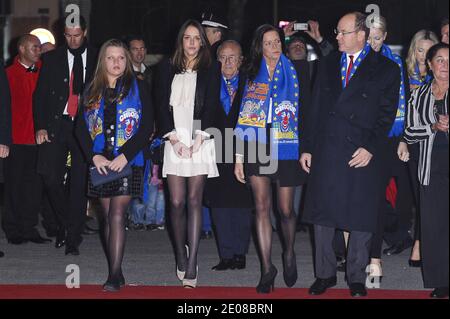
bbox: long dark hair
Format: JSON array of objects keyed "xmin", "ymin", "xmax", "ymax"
[
  {"xmin": 171, "ymin": 19, "xmax": 212, "ymax": 73},
  {"xmin": 244, "ymin": 24, "xmax": 286, "ymax": 82},
  {"xmin": 85, "ymin": 39, "xmax": 135, "ymax": 110}
]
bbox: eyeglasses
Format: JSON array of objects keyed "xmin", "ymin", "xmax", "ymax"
[
  {"xmin": 218, "ymin": 55, "xmax": 240, "ymax": 64},
  {"xmin": 334, "ymin": 29, "xmax": 358, "ymax": 36},
  {"xmin": 263, "ymin": 39, "xmax": 282, "ymax": 47}
]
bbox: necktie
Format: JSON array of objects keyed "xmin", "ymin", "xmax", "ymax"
[
  {"xmin": 26, "ymin": 65, "xmax": 38, "ymax": 73},
  {"xmin": 345, "ymin": 55, "xmax": 354, "ymax": 87},
  {"xmin": 67, "ymin": 71, "xmax": 79, "ymax": 118}
]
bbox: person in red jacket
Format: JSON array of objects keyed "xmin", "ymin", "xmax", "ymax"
[{"xmin": 2, "ymin": 34, "xmax": 51, "ymax": 245}]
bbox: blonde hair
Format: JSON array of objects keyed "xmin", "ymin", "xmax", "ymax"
[
  {"xmin": 406, "ymin": 30, "xmax": 439, "ymax": 80},
  {"xmin": 371, "ymin": 15, "xmax": 388, "ymax": 34},
  {"xmin": 85, "ymin": 39, "xmax": 135, "ymax": 110}
]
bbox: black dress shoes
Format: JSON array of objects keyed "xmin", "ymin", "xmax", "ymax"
[
  {"xmin": 383, "ymin": 237, "xmax": 413, "ymax": 256},
  {"xmin": 55, "ymin": 229, "xmax": 66, "ymax": 249},
  {"xmin": 309, "ymin": 277, "xmax": 337, "ymax": 295},
  {"xmin": 0, "ymin": 250, "xmax": 4, "ymax": 258},
  {"xmin": 25, "ymin": 235, "xmax": 52, "ymax": 244},
  {"xmin": 45, "ymin": 228, "xmax": 58, "ymax": 238},
  {"xmin": 430, "ymin": 287, "xmax": 449, "ymax": 299},
  {"xmin": 336, "ymin": 258, "xmax": 347, "ymax": 273},
  {"xmin": 349, "ymin": 283, "xmax": 368, "ymax": 297},
  {"xmin": 65, "ymin": 245, "xmax": 80, "ymax": 256},
  {"xmin": 233, "ymin": 255, "xmax": 246, "ymax": 270},
  {"xmin": 212, "ymin": 259, "xmax": 235, "ymax": 271}
]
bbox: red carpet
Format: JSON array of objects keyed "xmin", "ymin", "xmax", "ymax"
[{"xmin": 0, "ymin": 285, "xmax": 436, "ymax": 299}]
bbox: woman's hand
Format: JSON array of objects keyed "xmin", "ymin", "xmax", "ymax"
[
  {"xmin": 191, "ymin": 134, "xmax": 204, "ymax": 154},
  {"xmin": 432, "ymin": 115, "xmax": 449, "ymax": 132},
  {"xmin": 235, "ymin": 162, "xmax": 246, "ymax": 184},
  {"xmin": 172, "ymin": 142, "xmax": 192, "ymax": 159},
  {"xmin": 300, "ymin": 153, "xmax": 312, "ymax": 174},
  {"xmin": 397, "ymin": 142, "xmax": 410, "ymax": 162},
  {"xmin": 109, "ymin": 154, "xmax": 129, "ymax": 173},
  {"xmin": 93, "ymin": 155, "xmax": 111, "ymax": 175}
]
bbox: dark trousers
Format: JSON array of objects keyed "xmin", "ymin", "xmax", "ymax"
[
  {"xmin": 420, "ymin": 148, "xmax": 448, "ymax": 289},
  {"xmin": 37, "ymin": 119, "xmax": 88, "ymax": 247},
  {"xmin": 314, "ymin": 224, "xmax": 372, "ymax": 284},
  {"xmin": 2, "ymin": 145, "xmax": 42, "ymax": 239},
  {"xmin": 211, "ymin": 208, "xmax": 252, "ymax": 259},
  {"xmin": 371, "ymin": 138, "xmax": 415, "ymax": 258},
  {"xmin": 408, "ymin": 144, "xmax": 421, "ymax": 240}
]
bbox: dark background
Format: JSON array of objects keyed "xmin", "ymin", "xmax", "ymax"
[{"xmin": 89, "ymin": 0, "xmax": 448, "ymax": 56}]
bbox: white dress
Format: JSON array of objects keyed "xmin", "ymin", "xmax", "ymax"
[{"xmin": 162, "ymin": 70, "xmax": 219, "ymax": 178}]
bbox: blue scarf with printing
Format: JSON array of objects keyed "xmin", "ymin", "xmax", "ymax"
[
  {"xmin": 220, "ymin": 74, "xmax": 239, "ymax": 115},
  {"xmin": 381, "ymin": 44, "xmax": 407, "ymax": 137},
  {"xmin": 84, "ymin": 79, "xmax": 144, "ymax": 167},
  {"xmin": 409, "ymin": 63, "xmax": 433, "ymax": 87},
  {"xmin": 340, "ymin": 43, "xmax": 371, "ymax": 88},
  {"xmin": 235, "ymin": 54, "xmax": 300, "ymax": 160}
]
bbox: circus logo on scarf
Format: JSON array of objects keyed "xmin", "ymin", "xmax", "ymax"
[
  {"xmin": 238, "ymin": 100, "xmax": 267, "ymax": 128},
  {"xmin": 117, "ymin": 108, "xmax": 140, "ymax": 146},
  {"xmin": 275, "ymin": 101, "xmax": 296, "ymax": 133}
]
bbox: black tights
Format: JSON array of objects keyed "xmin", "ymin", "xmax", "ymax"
[
  {"xmin": 99, "ymin": 196, "xmax": 132, "ymax": 280},
  {"xmin": 250, "ymin": 176, "xmax": 297, "ymax": 275},
  {"xmin": 167, "ymin": 175, "xmax": 206, "ymax": 279}
]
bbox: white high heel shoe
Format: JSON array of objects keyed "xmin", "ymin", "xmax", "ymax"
[
  {"xmin": 177, "ymin": 245, "xmax": 189, "ymax": 281},
  {"xmin": 183, "ymin": 266, "xmax": 199, "ymax": 289}
]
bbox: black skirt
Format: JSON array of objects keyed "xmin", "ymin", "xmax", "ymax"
[
  {"xmin": 244, "ymin": 140, "xmax": 306, "ymax": 187},
  {"xmin": 87, "ymin": 166, "xmax": 144, "ymax": 198}
]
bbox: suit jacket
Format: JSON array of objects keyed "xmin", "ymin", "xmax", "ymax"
[
  {"xmin": 0, "ymin": 62, "xmax": 11, "ymax": 146},
  {"xmin": 205, "ymin": 72, "xmax": 253, "ymax": 209},
  {"xmin": 302, "ymin": 49, "xmax": 400, "ymax": 233},
  {"xmin": 33, "ymin": 45, "xmax": 98, "ymax": 142},
  {"xmin": 153, "ymin": 57, "xmax": 221, "ymax": 138}
]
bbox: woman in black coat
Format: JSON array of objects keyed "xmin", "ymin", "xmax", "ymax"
[{"xmin": 154, "ymin": 20, "xmax": 221, "ymax": 288}]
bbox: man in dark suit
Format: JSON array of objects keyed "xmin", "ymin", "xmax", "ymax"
[
  {"xmin": 300, "ymin": 12, "xmax": 400, "ymax": 297},
  {"xmin": 0, "ymin": 62, "xmax": 11, "ymax": 258},
  {"xmin": 33, "ymin": 16, "xmax": 98, "ymax": 256}
]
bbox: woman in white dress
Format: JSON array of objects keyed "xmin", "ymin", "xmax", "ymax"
[{"xmin": 154, "ymin": 19, "xmax": 221, "ymax": 288}]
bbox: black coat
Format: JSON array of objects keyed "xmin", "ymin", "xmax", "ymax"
[
  {"xmin": 205, "ymin": 73, "xmax": 253, "ymax": 209},
  {"xmin": 302, "ymin": 50, "xmax": 400, "ymax": 233},
  {"xmin": 0, "ymin": 63, "xmax": 11, "ymax": 146},
  {"xmin": 153, "ymin": 58, "xmax": 221, "ymax": 138},
  {"xmin": 33, "ymin": 45, "xmax": 98, "ymax": 141}
]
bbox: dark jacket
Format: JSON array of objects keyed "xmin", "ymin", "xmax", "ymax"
[
  {"xmin": 205, "ymin": 72, "xmax": 253, "ymax": 209},
  {"xmin": 33, "ymin": 45, "xmax": 98, "ymax": 141},
  {"xmin": 153, "ymin": 57, "xmax": 221, "ymax": 138},
  {"xmin": 302, "ymin": 49, "xmax": 401, "ymax": 233},
  {"xmin": 75, "ymin": 80, "xmax": 154, "ymax": 165},
  {"xmin": 0, "ymin": 63, "xmax": 11, "ymax": 146}
]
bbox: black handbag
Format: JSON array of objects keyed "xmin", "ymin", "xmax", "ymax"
[{"xmin": 89, "ymin": 165, "xmax": 133, "ymax": 187}]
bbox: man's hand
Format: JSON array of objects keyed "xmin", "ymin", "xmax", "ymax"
[
  {"xmin": 283, "ymin": 21, "xmax": 297, "ymax": 37},
  {"xmin": 349, "ymin": 148, "xmax": 373, "ymax": 168},
  {"xmin": 0, "ymin": 145, "xmax": 9, "ymax": 159},
  {"xmin": 397, "ymin": 142, "xmax": 410, "ymax": 162},
  {"xmin": 305, "ymin": 20, "xmax": 324, "ymax": 43},
  {"xmin": 300, "ymin": 153, "xmax": 312, "ymax": 174},
  {"xmin": 109, "ymin": 154, "xmax": 129, "ymax": 173},
  {"xmin": 235, "ymin": 162, "xmax": 246, "ymax": 184},
  {"xmin": 36, "ymin": 130, "xmax": 51, "ymax": 145},
  {"xmin": 93, "ymin": 155, "xmax": 111, "ymax": 175}
]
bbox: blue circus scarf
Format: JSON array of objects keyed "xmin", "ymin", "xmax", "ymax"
[
  {"xmin": 235, "ymin": 54, "xmax": 300, "ymax": 160},
  {"xmin": 340, "ymin": 43, "xmax": 371, "ymax": 88},
  {"xmin": 409, "ymin": 63, "xmax": 433, "ymax": 87},
  {"xmin": 381, "ymin": 45, "xmax": 407, "ymax": 137},
  {"xmin": 84, "ymin": 79, "xmax": 144, "ymax": 167},
  {"xmin": 220, "ymin": 74, "xmax": 239, "ymax": 115}
]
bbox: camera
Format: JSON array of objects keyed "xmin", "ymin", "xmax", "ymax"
[{"xmin": 293, "ymin": 23, "xmax": 309, "ymax": 31}]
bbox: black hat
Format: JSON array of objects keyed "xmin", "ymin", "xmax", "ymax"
[{"xmin": 201, "ymin": 12, "xmax": 229, "ymax": 30}]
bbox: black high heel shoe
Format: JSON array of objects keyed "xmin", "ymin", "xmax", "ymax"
[
  {"xmin": 283, "ymin": 253, "xmax": 298, "ymax": 288},
  {"xmin": 256, "ymin": 265, "xmax": 278, "ymax": 294},
  {"xmin": 103, "ymin": 276, "xmax": 121, "ymax": 292}
]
